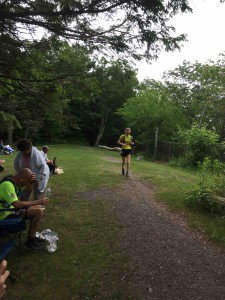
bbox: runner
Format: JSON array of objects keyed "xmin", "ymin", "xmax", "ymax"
[{"xmin": 117, "ymin": 128, "xmax": 134, "ymax": 177}]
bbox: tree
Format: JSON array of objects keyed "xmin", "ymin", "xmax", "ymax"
[
  {"xmin": 70, "ymin": 59, "xmax": 138, "ymax": 146},
  {"xmin": 117, "ymin": 80, "xmax": 185, "ymax": 158},
  {"xmin": 164, "ymin": 55, "xmax": 225, "ymax": 139},
  {"xmin": 0, "ymin": 0, "xmax": 192, "ymax": 63},
  {"xmin": 0, "ymin": 0, "xmax": 195, "ymax": 95}
]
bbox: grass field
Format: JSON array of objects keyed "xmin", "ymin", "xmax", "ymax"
[{"xmin": 2, "ymin": 145, "xmax": 225, "ymax": 299}]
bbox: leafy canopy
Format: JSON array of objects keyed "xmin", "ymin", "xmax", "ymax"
[{"xmin": 0, "ymin": 0, "xmax": 192, "ymax": 63}]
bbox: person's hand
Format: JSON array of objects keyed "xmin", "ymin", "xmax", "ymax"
[
  {"xmin": 0, "ymin": 260, "xmax": 10, "ymax": 299},
  {"xmin": 30, "ymin": 173, "xmax": 36, "ymax": 183},
  {"xmin": 40, "ymin": 198, "xmax": 49, "ymax": 207}
]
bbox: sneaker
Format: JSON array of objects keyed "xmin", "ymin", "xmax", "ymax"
[
  {"xmin": 122, "ymin": 169, "xmax": 125, "ymax": 175},
  {"xmin": 25, "ymin": 239, "xmax": 45, "ymax": 252},
  {"xmin": 126, "ymin": 172, "xmax": 129, "ymax": 177}
]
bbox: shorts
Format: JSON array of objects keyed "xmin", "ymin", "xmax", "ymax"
[{"xmin": 120, "ymin": 149, "xmax": 132, "ymax": 157}]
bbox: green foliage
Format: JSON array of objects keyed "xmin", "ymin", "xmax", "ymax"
[
  {"xmin": 179, "ymin": 125, "xmax": 220, "ymax": 167},
  {"xmin": 74, "ymin": 59, "xmax": 138, "ymax": 146},
  {"xmin": 186, "ymin": 188, "xmax": 218, "ymax": 214},
  {"xmin": 117, "ymin": 81, "xmax": 184, "ymax": 144},
  {"xmin": 164, "ymin": 57, "xmax": 225, "ymax": 138},
  {"xmin": 185, "ymin": 158, "xmax": 225, "ymax": 214},
  {"xmin": 168, "ymin": 156, "xmax": 192, "ymax": 168},
  {"xmin": 0, "ymin": 0, "xmax": 191, "ymax": 71}
]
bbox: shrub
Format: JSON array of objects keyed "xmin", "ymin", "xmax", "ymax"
[
  {"xmin": 179, "ymin": 125, "xmax": 220, "ymax": 167},
  {"xmin": 185, "ymin": 158, "xmax": 225, "ymax": 214},
  {"xmin": 168, "ymin": 156, "xmax": 190, "ymax": 168}
]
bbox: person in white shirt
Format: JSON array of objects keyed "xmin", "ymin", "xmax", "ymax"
[
  {"xmin": 40, "ymin": 145, "xmax": 56, "ymax": 174},
  {"xmin": 14, "ymin": 139, "xmax": 49, "ymax": 200}
]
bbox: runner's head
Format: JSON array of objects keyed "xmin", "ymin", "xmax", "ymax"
[{"xmin": 125, "ymin": 128, "xmax": 131, "ymax": 134}]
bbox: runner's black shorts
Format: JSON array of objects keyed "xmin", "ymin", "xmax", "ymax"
[{"xmin": 121, "ymin": 149, "xmax": 132, "ymax": 157}]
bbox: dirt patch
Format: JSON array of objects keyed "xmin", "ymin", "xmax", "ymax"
[
  {"xmin": 101, "ymin": 156, "xmax": 121, "ymax": 163},
  {"xmin": 77, "ymin": 175, "xmax": 225, "ymax": 300}
]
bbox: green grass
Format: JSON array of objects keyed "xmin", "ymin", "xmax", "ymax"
[
  {"xmin": 3, "ymin": 145, "xmax": 129, "ymax": 299},
  {"xmin": 2, "ymin": 145, "xmax": 225, "ymax": 299}
]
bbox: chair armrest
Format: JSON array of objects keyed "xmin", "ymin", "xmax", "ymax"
[{"xmin": 0, "ymin": 206, "xmax": 29, "ymax": 212}]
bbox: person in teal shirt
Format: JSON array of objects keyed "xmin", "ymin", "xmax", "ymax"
[{"xmin": 117, "ymin": 128, "xmax": 134, "ymax": 177}]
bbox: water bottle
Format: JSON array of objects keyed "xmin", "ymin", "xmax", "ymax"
[
  {"xmin": 42, "ymin": 187, "xmax": 51, "ymax": 210},
  {"xmin": 46, "ymin": 187, "xmax": 51, "ymax": 198}
]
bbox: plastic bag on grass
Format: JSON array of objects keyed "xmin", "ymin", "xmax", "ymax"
[{"xmin": 36, "ymin": 229, "xmax": 58, "ymax": 253}]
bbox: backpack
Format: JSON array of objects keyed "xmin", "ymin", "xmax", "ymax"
[{"xmin": 0, "ymin": 175, "xmax": 14, "ymax": 185}]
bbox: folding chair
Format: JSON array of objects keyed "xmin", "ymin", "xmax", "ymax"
[{"xmin": 0, "ymin": 207, "xmax": 28, "ymax": 252}]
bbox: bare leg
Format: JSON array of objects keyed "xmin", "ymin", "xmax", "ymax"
[
  {"xmin": 24, "ymin": 206, "xmax": 43, "ymax": 238},
  {"xmin": 126, "ymin": 154, "xmax": 131, "ymax": 176},
  {"xmin": 122, "ymin": 156, "xmax": 125, "ymax": 175}
]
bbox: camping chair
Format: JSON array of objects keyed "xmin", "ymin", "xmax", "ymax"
[{"xmin": 0, "ymin": 207, "xmax": 28, "ymax": 252}]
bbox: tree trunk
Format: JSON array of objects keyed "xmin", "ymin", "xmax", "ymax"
[
  {"xmin": 198, "ymin": 102, "xmax": 207, "ymax": 128},
  {"xmin": 7, "ymin": 126, "xmax": 13, "ymax": 145},
  {"xmin": 95, "ymin": 112, "xmax": 108, "ymax": 146},
  {"xmin": 153, "ymin": 126, "xmax": 159, "ymax": 160},
  {"xmin": 24, "ymin": 126, "xmax": 29, "ymax": 139}
]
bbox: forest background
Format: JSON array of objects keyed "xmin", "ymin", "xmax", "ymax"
[{"xmin": 0, "ymin": 0, "xmax": 225, "ymax": 165}]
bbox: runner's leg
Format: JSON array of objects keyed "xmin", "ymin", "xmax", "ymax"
[
  {"xmin": 126, "ymin": 154, "xmax": 131, "ymax": 176},
  {"xmin": 122, "ymin": 156, "xmax": 125, "ymax": 175}
]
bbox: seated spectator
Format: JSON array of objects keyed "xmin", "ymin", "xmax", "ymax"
[
  {"xmin": 0, "ymin": 168, "xmax": 49, "ymax": 252},
  {"xmin": 0, "ymin": 141, "xmax": 14, "ymax": 155},
  {"xmin": 0, "ymin": 141, "xmax": 5, "ymax": 155},
  {"xmin": 3, "ymin": 145, "xmax": 14, "ymax": 154},
  {"xmin": 40, "ymin": 146, "xmax": 57, "ymax": 174},
  {"xmin": 0, "ymin": 160, "xmax": 4, "ymax": 172}
]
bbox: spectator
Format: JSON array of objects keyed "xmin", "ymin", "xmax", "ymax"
[
  {"xmin": 40, "ymin": 146, "xmax": 56, "ymax": 174},
  {"xmin": 3, "ymin": 145, "xmax": 14, "ymax": 154},
  {"xmin": 0, "ymin": 141, "xmax": 5, "ymax": 155},
  {"xmin": 0, "ymin": 160, "xmax": 5, "ymax": 172},
  {"xmin": 14, "ymin": 139, "xmax": 49, "ymax": 200},
  {"xmin": 0, "ymin": 168, "xmax": 49, "ymax": 251},
  {"xmin": 0, "ymin": 260, "xmax": 10, "ymax": 299}
]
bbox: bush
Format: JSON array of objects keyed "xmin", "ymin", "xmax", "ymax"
[
  {"xmin": 186, "ymin": 187, "xmax": 220, "ymax": 214},
  {"xmin": 185, "ymin": 158, "xmax": 225, "ymax": 214},
  {"xmin": 168, "ymin": 156, "xmax": 192, "ymax": 168},
  {"xmin": 179, "ymin": 125, "xmax": 220, "ymax": 167}
]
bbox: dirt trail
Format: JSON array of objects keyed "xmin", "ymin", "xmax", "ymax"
[
  {"xmin": 109, "ymin": 177, "xmax": 225, "ymax": 300},
  {"xmin": 80, "ymin": 156, "xmax": 225, "ymax": 299}
]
